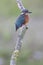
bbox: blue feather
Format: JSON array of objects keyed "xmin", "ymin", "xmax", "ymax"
[{"xmin": 15, "ymin": 14, "xmax": 25, "ymax": 30}]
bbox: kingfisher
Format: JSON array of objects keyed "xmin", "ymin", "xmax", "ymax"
[
  {"xmin": 15, "ymin": 9, "xmax": 32, "ymax": 31},
  {"xmin": 15, "ymin": 0, "xmax": 32, "ymax": 31}
]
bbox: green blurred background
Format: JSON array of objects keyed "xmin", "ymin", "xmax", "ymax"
[
  {"xmin": 0, "ymin": 0, "xmax": 43, "ymax": 16},
  {"xmin": 0, "ymin": 0, "xmax": 43, "ymax": 65}
]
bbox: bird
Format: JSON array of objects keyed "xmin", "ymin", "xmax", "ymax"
[{"xmin": 15, "ymin": 9, "xmax": 32, "ymax": 31}]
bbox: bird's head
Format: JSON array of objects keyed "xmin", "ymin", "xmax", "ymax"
[
  {"xmin": 21, "ymin": 9, "xmax": 32, "ymax": 15},
  {"xmin": 21, "ymin": 9, "xmax": 32, "ymax": 23}
]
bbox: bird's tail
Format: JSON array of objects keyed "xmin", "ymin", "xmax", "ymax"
[{"xmin": 15, "ymin": 24, "xmax": 18, "ymax": 31}]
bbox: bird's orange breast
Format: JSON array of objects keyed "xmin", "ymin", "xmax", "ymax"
[{"xmin": 24, "ymin": 15, "xmax": 29, "ymax": 24}]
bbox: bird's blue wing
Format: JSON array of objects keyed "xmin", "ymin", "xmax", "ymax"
[{"xmin": 15, "ymin": 14, "xmax": 25, "ymax": 30}]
